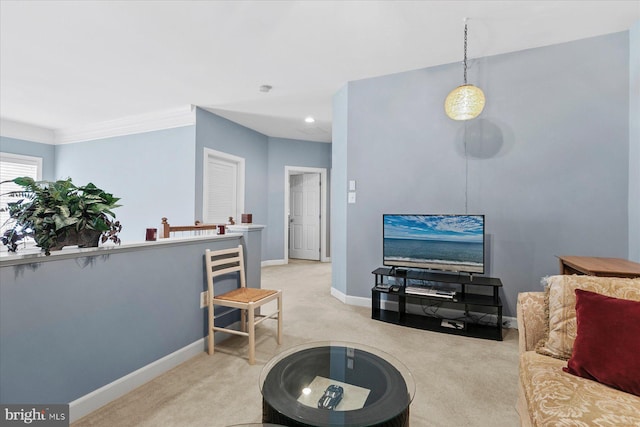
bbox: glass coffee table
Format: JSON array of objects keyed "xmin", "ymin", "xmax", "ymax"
[{"xmin": 260, "ymin": 342, "xmax": 415, "ymax": 427}]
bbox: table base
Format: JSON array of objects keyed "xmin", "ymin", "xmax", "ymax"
[{"xmin": 262, "ymin": 399, "xmax": 409, "ymax": 427}]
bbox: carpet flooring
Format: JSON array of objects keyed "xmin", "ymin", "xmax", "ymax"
[{"xmin": 72, "ymin": 260, "xmax": 520, "ymax": 427}]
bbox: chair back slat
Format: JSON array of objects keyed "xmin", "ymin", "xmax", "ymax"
[
  {"xmin": 206, "ymin": 246, "xmax": 241, "ymax": 257},
  {"xmin": 210, "ymin": 264, "xmax": 241, "ymax": 278},
  {"xmin": 205, "ymin": 246, "xmax": 247, "ymax": 293},
  {"xmin": 210, "ymin": 254, "xmax": 240, "ymax": 268},
  {"xmin": 208, "ymin": 255, "xmax": 241, "ymax": 267}
]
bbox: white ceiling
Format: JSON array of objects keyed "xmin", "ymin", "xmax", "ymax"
[{"xmin": 1, "ymin": 1, "xmax": 638, "ymax": 143}]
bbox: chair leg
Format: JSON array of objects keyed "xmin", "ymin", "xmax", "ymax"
[
  {"xmin": 241, "ymin": 309, "xmax": 247, "ymax": 333},
  {"xmin": 277, "ymin": 293, "xmax": 283, "ymax": 345},
  {"xmin": 248, "ymin": 304, "xmax": 256, "ymax": 365},
  {"xmin": 208, "ymin": 304, "xmax": 214, "ymax": 356}
]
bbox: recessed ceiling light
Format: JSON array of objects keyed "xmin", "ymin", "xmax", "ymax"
[
  {"xmin": 304, "ymin": 116, "xmax": 315, "ymax": 123},
  {"xmin": 259, "ymin": 85, "xmax": 272, "ymax": 93}
]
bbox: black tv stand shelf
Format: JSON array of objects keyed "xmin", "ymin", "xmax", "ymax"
[{"xmin": 371, "ymin": 268, "xmax": 503, "ymax": 341}]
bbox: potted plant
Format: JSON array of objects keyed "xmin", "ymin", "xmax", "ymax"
[{"xmin": 1, "ymin": 177, "xmax": 122, "ymax": 255}]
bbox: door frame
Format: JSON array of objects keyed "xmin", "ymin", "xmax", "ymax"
[{"xmin": 284, "ymin": 166, "xmax": 329, "ymax": 263}]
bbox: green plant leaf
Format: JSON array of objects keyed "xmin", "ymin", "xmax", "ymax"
[
  {"xmin": 53, "ymin": 214, "xmax": 78, "ymax": 230},
  {"xmin": 12, "ymin": 177, "xmax": 36, "ymax": 187},
  {"xmin": 91, "ymin": 217, "xmax": 109, "ymax": 231},
  {"xmin": 58, "ymin": 205, "xmax": 70, "ymax": 218}
]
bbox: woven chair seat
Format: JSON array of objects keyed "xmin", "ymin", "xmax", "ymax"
[{"xmin": 216, "ymin": 287, "xmax": 278, "ymax": 303}]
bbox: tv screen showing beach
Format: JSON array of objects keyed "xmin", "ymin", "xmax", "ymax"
[{"xmin": 383, "ymin": 215, "xmax": 484, "ymax": 274}]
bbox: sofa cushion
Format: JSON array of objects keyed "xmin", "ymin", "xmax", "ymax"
[
  {"xmin": 563, "ymin": 289, "xmax": 640, "ymax": 397},
  {"xmin": 520, "ymin": 351, "xmax": 640, "ymax": 426},
  {"xmin": 535, "ymin": 275, "xmax": 640, "ymax": 360}
]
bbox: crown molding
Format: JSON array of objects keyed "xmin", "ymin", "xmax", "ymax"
[
  {"xmin": 54, "ymin": 105, "xmax": 196, "ymax": 144},
  {"xmin": 1, "ymin": 106, "xmax": 196, "ymax": 146},
  {"xmin": 0, "ymin": 118, "xmax": 56, "ymax": 145}
]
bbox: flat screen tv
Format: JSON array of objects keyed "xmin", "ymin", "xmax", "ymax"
[{"xmin": 383, "ymin": 214, "xmax": 485, "ymax": 274}]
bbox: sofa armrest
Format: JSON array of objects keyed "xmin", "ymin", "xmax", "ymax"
[{"xmin": 517, "ymin": 292, "xmax": 546, "ymax": 354}]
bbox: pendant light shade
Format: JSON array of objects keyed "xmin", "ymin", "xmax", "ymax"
[
  {"xmin": 445, "ymin": 20, "xmax": 485, "ymax": 120},
  {"xmin": 445, "ymin": 84, "xmax": 485, "ymax": 120}
]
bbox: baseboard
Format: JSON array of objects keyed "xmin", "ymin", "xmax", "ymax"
[
  {"xmin": 263, "ymin": 259, "xmax": 331, "ymax": 267},
  {"xmin": 330, "ymin": 287, "xmax": 371, "ymax": 307},
  {"xmin": 504, "ymin": 315, "xmax": 518, "ymax": 329},
  {"xmin": 69, "ymin": 338, "xmax": 205, "ymax": 423},
  {"xmin": 330, "ymin": 286, "xmax": 347, "ymax": 303}
]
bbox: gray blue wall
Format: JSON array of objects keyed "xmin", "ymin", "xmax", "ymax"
[
  {"xmin": 0, "ymin": 236, "xmax": 245, "ymax": 404},
  {"xmin": 54, "ymin": 126, "xmax": 197, "ymax": 244},
  {"xmin": 332, "ymin": 31, "xmax": 632, "ymax": 317},
  {"xmin": 332, "ymin": 85, "xmax": 349, "ymax": 295},
  {"xmin": 266, "ymin": 137, "xmax": 332, "ymax": 261},
  {"xmin": 630, "ymin": 21, "xmax": 639, "ymax": 263},
  {"xmin": 0, "ymin": 136, "xmax": 56, "ymax": 181}
]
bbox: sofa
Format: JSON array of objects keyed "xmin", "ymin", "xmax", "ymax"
[{"xmin": 516, "ymin": 274, "xmax": 640, "ymax": 427}]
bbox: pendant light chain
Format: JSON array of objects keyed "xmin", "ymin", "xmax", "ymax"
[{"xmin": 463, "ymin": 23, "xmax": 468, "ymax": 85}]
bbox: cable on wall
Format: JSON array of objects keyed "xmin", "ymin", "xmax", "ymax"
[{"xmin": 464, "ymin": 121, "xmax": 469, "ymax": 214}]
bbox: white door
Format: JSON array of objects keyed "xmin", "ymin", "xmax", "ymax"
[
  {"xmin": 203, "ymin": 149, "xmax": 245, "ymax": 224},
  {"xmin": 289, "ymin": 173, "xmax": 320, "ymax": 260}
]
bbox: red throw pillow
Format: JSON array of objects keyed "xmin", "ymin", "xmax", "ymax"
[{"xmin": 563, "ymin": 289, "xmax": 640, "ymax": 396}]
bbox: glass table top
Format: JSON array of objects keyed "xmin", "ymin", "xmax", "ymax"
[{"xmin": 260, "ymin": 341, "xmax": 415, "ymax": 427}]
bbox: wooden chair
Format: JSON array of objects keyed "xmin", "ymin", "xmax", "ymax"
[
  {"xmin": 161, "ymin": 217, "xmax": 218, "ymax": 238},
  {"xmin": 205, "ymin": 245, "xmax": 282, "ymax": 364}
]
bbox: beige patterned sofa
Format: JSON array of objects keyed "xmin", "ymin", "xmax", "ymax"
[{"xmin": 516, "ymin": 275, "xmax": 640, "ymax": 427}]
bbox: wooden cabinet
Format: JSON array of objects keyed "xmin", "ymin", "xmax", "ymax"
[{"xmin": 558, "ymin": 256, "xmax": 640, "ymax": 278}]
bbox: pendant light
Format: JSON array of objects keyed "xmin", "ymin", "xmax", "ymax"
[{"xmin": 445, "ymin": 19, "xmax": 485, "ymax": 120}]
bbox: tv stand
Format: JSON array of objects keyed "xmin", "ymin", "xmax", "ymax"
[
  {"xmin": 391, "ymin": 267, "xmax": 407, "ymax": 276},
  {"xmin": 371, "ymin": 268, "xmax": 503, "ymax": 341}
]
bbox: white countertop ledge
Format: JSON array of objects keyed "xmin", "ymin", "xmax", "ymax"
[{"xmin": 0, "ymin": 233, "xmax": 243, "ymax": 267}]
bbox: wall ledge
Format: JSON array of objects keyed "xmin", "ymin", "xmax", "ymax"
[{"xmin": 0, "ymin": 234, "xmax": 241, "ymax": 267}]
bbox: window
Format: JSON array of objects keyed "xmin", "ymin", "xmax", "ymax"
[
  {"xmin": 203, "ymin": 148, "xmax": 244, "ymax": 224},
  {"xmin": 0, "ymin": 153, "xmax": 43, "ymax": 235}
]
